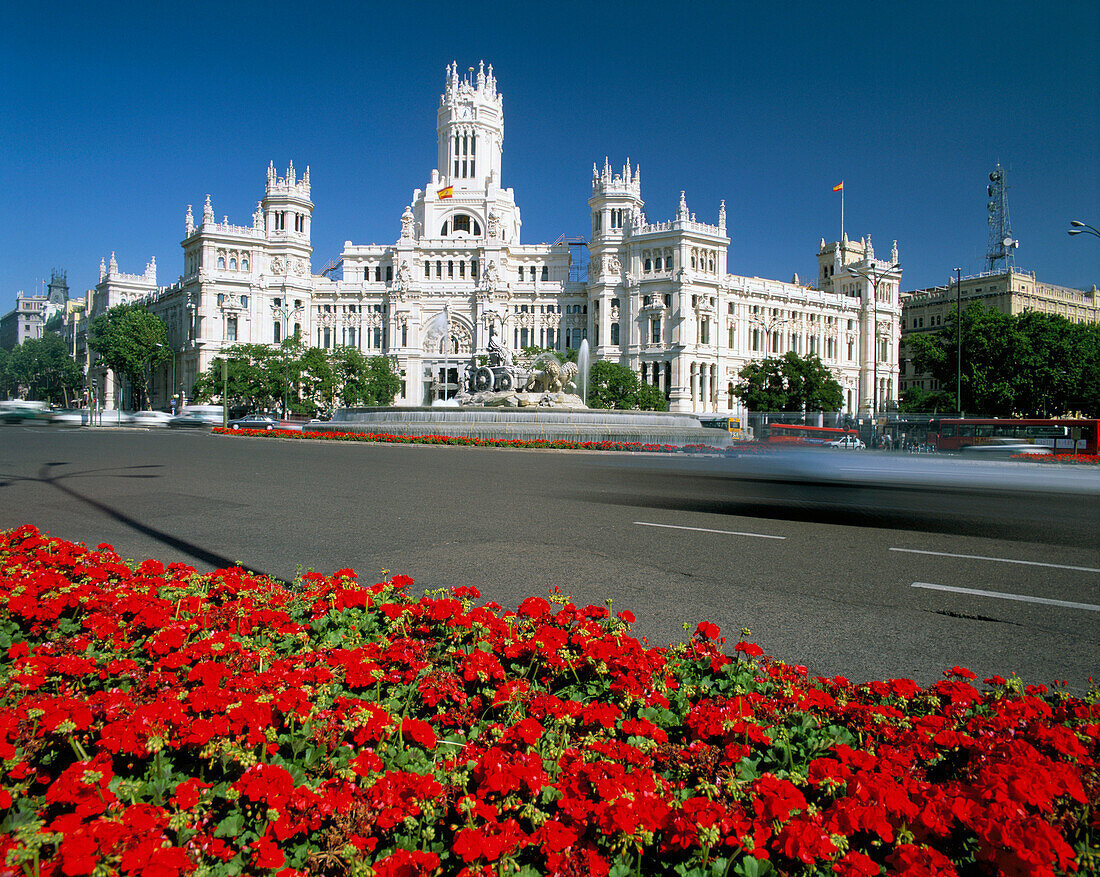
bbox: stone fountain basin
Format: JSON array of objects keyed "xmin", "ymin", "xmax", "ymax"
[{"xmin": 315, "ymin": 406, "xmax": 733, "ymax": 447}]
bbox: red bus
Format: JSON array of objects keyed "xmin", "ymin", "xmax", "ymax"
[
  {"xmin": 936, "ymin": 418, "xmax": 1100, "ymax": 454},
  {"xmin": 764, "ymin": 423, "xmax": 860, "ymax": 445}
]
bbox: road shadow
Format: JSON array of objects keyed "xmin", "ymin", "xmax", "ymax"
[{"xmin": 0, "ymin": 462, "xmax": 283, "ymax": 580}]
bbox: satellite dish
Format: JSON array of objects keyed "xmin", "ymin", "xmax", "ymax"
[
  {"xmin": 987, "ymin": 185, "xmax": 995, "ymax": 197},
  {"xmin": 990, "ymin": 170, "xmax": 1002, "ymax": 182}
]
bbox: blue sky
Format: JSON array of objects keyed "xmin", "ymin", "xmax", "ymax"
[{"xmin": 2, "ymin": 0, "xmax": 1097, "ymax": 314}]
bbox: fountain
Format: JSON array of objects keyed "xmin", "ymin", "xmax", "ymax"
[
  {"xmin": 316, "ymin": 332, "xmax": 733, "ymax": 448},
  {"xmin": 577, "ymin": 338, "xmax": 589, "ymax": 407}
]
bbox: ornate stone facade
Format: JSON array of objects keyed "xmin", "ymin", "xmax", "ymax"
[{"xmin": 82, "ymin": 61, "xmax": 900, "ymax": 417}]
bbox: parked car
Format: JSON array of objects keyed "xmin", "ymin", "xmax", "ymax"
[
  {"xmin": 228, "ymin": 414, "xmax": 279, "ymax": 431},
  {"xmin": 130, "ymin": 410, "xmax": 173, "ymax": 428},
  {"xmin": 827, "ymin": 434, "xmax": 866, "ymax": 450}
]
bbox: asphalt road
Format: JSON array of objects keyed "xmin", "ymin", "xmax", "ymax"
[{"xmin": 2, "ymin": 425, "xmax": 1097, "ymax": 689}]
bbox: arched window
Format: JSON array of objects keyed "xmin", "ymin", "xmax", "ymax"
[
  {"xmin": 217, "ymin": 256, "xmax": 225, "ymax": 269},
  {"xmin": 453, "ymin": 214, "xmax": 471, "ymax": 234},
  {"xmin": 229, "ymin": 258, "xmax": 237, "ymax": 271},
  {"xmin": 241, "ymin": 258, "xmax": 249, "ymax": 271},
  {"xmin": 644, "ymin": 258, "xmax": 651, "ymax": 272},
  {"xmin": 654, "ymin": 256, "xmax": 662, "ymax": 271}
]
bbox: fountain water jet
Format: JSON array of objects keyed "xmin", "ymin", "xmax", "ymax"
[{"xmin": 577, "ymin": 339, "xmax": 590, "ymax": 407}]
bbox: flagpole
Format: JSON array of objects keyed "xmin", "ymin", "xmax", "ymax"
[{"xmin": 841, "ymin": 185, "xmax": 845, "ymax": 241}]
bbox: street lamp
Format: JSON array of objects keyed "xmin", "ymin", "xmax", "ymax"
[
  {"xmin": 1068, "ymin": 220, "xmax": 1100, "ymax": 240},
  {"xmin": 847, "ymin": 262, "xmax": 901, "ymax": 430},
  {"xmin": 953, "ymin": 267, "xmax": 962, "ymax": 415}
]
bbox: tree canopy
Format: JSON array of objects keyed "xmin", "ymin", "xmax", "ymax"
[
  {"xmin": 906, "ymin": 304, "xmax": 1100, "ymax": 417},
  {"xmin": 191, "ymin": 340, "xmax": 401, "ymax": 417},
  {"xmin": 732, "ymin": 352, "xmax": 843, "ymax": 412},
  {"xmin": 88, "ymin": 304, "xmax": 169, "ymax": 409},
  {"xmin": 1, "ymin": 334, "xmax": 83, "ymax": 405},
  {"xmin": 586, "ymin": 361, "xmax": 667, "ymax": 411}
]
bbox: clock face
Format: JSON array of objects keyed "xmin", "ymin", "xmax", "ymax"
[{"xmin": 456, "ymin": 105, "xmax": 472, "ymax": 120}]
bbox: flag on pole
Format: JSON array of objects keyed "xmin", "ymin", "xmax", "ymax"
[
  {"xmin": 438, "ymin": 186, "xmax": 454, "ymax": 199},
  {"xmin": 833, "ymin": 182, "xmax": 844, "ymax": 192}
]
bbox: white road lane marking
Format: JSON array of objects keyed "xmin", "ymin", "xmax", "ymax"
[
  {"xmin": 634, "ymin": 521, "xmax": 785, "ymax": 540},
  {"xmin": 912, "ymin": 581, "xmax": 1100, "ymax": 612},
  {"xmin": 891, "ymin": 547, "xmax": 1100, "ymax": 574}
]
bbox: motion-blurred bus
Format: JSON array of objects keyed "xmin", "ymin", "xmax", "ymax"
[
  {"xmin": 698, "ymin": 416, "xmax": 745, "ymax": 440},
  {"xmin": 936, "ymin": 418, "xmax": 1100, "ymax": 455},
  {"xmin": 763, "ymin": 423, "xmax": 860, "ymax": 446}
]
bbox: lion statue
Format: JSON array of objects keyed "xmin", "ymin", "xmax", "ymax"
[{"xmin": 526, "ymin": 356, "xmax": 579, "ymax": 394}]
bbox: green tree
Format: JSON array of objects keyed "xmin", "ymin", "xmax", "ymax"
[
  {"xmin": 4, "ymin": 335, "xmax": 83, "ymax": 405},
  {"xmin": 586, "ymin": 361, "xmax": 640, "ymax": 409},
  {"xmin": 780, "ymin": 352, "xmax": 843, "ymax": 412},
  {"xmin": 898, "ymin": 386, "xmax": 956, "ymax": 414},
  {"xmin": 88, "ymin": 304, "xmax": 168, "ymax": 409},
  {"xmin": 297, "ymin": 346, "xmax": 336, "ymax": 417},
  {"xmin": 1072, "ymin": 323, "xmax": 1100, "ymax": 417},
  {"xmin": 191, "ymin": 344, "xmax": 284, "ymax": 415},
  {"xmin": 907, "ymin": 304, "xmax": 1096, "ymax": 417},
  {"xmin": 0, "ymin": 347, "xmax": 13, "ymax": 399},
  {"xmin": 733, "ymin": 353, "xmax": 842, "ymax": 412},
  {"xmin": 359, "ymin": 355, "xmax": 401, "ymax": 406},
  {"xmin": 636, "ymin": 381, "xmax": 668, "ymax": 412}
]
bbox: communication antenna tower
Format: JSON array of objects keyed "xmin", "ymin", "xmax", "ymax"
[{"xmin": 985, "ymin": 164, "xmax": 1018, "ymax": 272}]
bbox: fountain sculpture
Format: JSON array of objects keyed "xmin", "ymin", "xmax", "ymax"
[{"xmin": 320, "ymin": 333, "xmax": 733, "ymax": 448}]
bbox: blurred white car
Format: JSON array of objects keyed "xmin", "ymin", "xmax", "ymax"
[
  {"xmin": 827, "ymin": 434, "xmax": 866, "ymax": 449},
  {"xmin": 51, "ymin": 409, "xmax": 133, "ymax": 426},
  {"xmin": 130, "ymin": 410, "xmax": 173, "ymax": 428},
  {"xmin": 51, "ymin": 409, "xmax": 89, "ymax": 426}
]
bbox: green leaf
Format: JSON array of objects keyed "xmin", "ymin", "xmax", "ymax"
[
  {"xmin": 732, "ymin": 857, "xmax": 774, "ymax": 877},
  {"xmin": 214, "ymin": 813, "xmax": 244, "ymax": 839}
]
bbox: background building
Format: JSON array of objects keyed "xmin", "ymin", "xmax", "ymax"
[
  {"xmin": 80, "ymin": 62, "xmax": 900, "ymax": 417},
  {"xmin": 900, "ymin": 270, "xmax": 1100, "ymax": 398},
  {"xmin": 0, "ymin": 270, "xmax": 68, "ymax": 351}
]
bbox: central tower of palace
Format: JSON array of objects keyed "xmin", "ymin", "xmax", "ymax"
[{"xmin": 409, "ymin": 60, "xmax": 522, "ymax": 245}]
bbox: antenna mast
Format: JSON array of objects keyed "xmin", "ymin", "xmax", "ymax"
[{"xmin": 985, "ymin": 164, "xmax": 1018, "ymax": 272}]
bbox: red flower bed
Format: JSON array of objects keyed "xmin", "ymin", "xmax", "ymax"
[
  {"xmin": 1009, "ymin": 453, "xmax": 1100, "ymax": 465},
  {"xmin": 213, "ymin": 426, "xmax": 751, "ymax": 455},
  {"xmin": 0, "ymin": 525, "xmax": 1095, "ymax": 876}
]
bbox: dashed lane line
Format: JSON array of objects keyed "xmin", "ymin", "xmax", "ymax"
[
  {"xmin": 912, "ymin": 581, "xmax": 1100, "ymax": 612},
  {"xmin": 891, "ymin": 547, "xmax": 1100, "ymax": 574},
  {"xmin": 634, "ymin": 521, "xmax": 785, "ymax": 540}
]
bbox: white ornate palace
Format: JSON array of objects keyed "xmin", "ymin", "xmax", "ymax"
[{"xmin": 83, "ymin": 61, "xmax": 901, "ymax": 416}]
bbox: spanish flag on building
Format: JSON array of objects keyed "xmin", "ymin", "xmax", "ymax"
[
  {"xmin": 833, "ymin": 181, "xmax": 844, "ymax": 192},
  {"xmin": 438, "ymin": 186, "xmax": 454, "ymax": 199}
]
